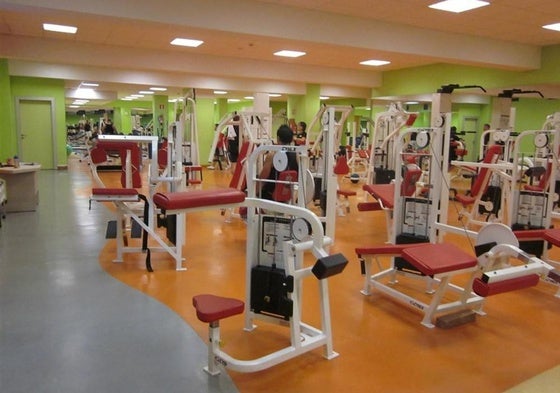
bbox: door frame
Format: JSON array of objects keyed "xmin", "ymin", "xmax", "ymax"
[{"xmin": 15, "ymin": 96, "xmax": 58, "ymax": 168}]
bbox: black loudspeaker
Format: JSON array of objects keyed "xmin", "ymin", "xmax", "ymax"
[{"xmin": 250, "ymin": 266, "xmax": 293, "ymax": 320}]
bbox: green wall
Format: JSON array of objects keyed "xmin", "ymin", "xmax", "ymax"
[
  {"xmin": 9, "ymin": 76, "xmax": 66, "ymax": 167},
  {"xmin": 0, "ymin": 59, "xmax": 14, "ymax": 160}
]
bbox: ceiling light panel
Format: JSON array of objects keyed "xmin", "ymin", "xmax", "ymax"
[
  {"xmin": 274, "ymin": 50, "xmax": 306, "ymax": 58},
  {"xmin": 429, "ymin": 0, "xmax": 489, "ymax": 13},
  {"xmin": 360, "ymin": 59, "xmax": 391, "ymax": 66},
  {"xmin": 543, "ymin": 23, "xmax": 560, "ymax": 32},
  {"xmin": 43, "ymin": 23, "xmax": 77, "ymax": 34},
  {"xmin": 170, "ymin": 38, "xmax": 204, "ymax": 47}
]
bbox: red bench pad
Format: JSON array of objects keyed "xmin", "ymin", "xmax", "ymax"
[
  {"xmin": 192, "ymin": 294, "xmax": 244, "ymax": 323},
  {"xmin": 544, "ymin": 228, "xmax": 560, "ymax": 247},
  {"xmin": 355, "ymin": 244, "xmax": 420, "ymax": 257},
  {"xmin": 153, "ymin": 188, "xmax": 246, "ymax": 210},
  {"xmin": 472, "ymin": 275, "xmax": 539, "ymax": 297},
  {"xmin": 402, "ymin": 243, "xmax": 477, "ymax": 276},
  {"xmin": 363, "ymin": 184, "xmax": 394, "ymax": 209},
  {"xmin": 92, "ymin": 188, "xmax": 138, "ymax": 196},
  {"xmin": 513, "ymin": 229, "xmax": 547, "ymax": 240}
]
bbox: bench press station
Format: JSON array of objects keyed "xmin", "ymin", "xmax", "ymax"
[{"xmin": 356, "ymin": 223, "xmax": 560, "ymax": 328}]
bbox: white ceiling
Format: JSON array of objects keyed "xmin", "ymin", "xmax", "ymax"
[{"xmin": 1, "ymin": 0, "xmax": 559, "ymax": 110}]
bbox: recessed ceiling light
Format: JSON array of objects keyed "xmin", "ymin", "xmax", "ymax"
[
  {"xmin": 543, "ymin": 23, "xmax": 560, "ymax": 32},
  {"xmin": 170, "ymin": 38, "xmax": 204, "ymax": 47},
  {"xmin": 428, "ymin": 0, "xmax": 489, "ymax": 13},
  {"xmin": 43, "ymin": 23, "xmax": 77, "ymax": 34},
  {"xmin": 228, "ymin": 99, "xmax": 240, "ymax": 103},
  {"xmin": 150, "ymin": 87, "xmax": 167, "ymax": 91},
  {"xmin": 274, "ymin": 50, "xmax": 306, "ymax": 58},
  {"xmin": 244, "ymin": 96, "xmax": 254, "ymax": 100},
  {"xmin": 268, "ymin": 93, "xmax": 282, "ymax": 97},
  {"xmin": 138, "ymin": 91, "xmax": 154, "ymax": 94},
  {"xmin": 81, "ymin": 82, "xmax": 99, "ymax": 87},
  {"xmin": 320, "ymin": 96, "xmax": 330, "ymax": 100},
  {"xmin": 360, "ymin": 59, "xmax": 391, "ymax": 67},
  {"xmin": 214, "ymin": 90, "xmax": 228, "ymax": 95}
]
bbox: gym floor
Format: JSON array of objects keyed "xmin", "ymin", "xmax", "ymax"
[{"xmin": 2, "ymin": 157, "xmax": 560, "ymax": 393}]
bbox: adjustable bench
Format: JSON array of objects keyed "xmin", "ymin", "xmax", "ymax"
[{"xmin": 356, "ymin": 242, "xmax": 484, "ymax": 328}]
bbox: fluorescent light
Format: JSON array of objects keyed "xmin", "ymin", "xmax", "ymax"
[
  {"xmin": 360, "ymin": 59, "xmax": 391, "ymax": 67},
  {"xmin": 274, "ymin": 50, "xmax": 306, "ymax": 58},
  {"xmin": 244, "ymin": 96, "xmax": 254, "ymax": 100},
  {"xmin": 429, "ymin": 0, "xmax": 489, "ymax": 13},
  {"xmin": 43, "ymin": 23, "xmax": 77, "ymax": 34},
  {"xmin": 138, "ymin": 91, "xmax": 154, "ymax": 94},
  {"xmin": 69, "ymin": 105, "xmax": 80, "ymax": 108},
  {"xmin": 268, "ymin": 93, "xmax": 281, "ymax": 97},
  {"xmin": 150, "ymin": 87, "xmax": 167, "ymax": 91},
  {"xmin": 81, "ymin": 82, "xmax": 99, "ymax": 87},
  {"xmin": 320, "ymin": 96, "xmax": 330, "ymax": 100},
  {"xmin": 130, "ymin": 94, "xmax": 144, "ymax": 98},
  {"xmin": 213, "ymin": 90, "xmax": 228, "ymax": 95},
  {"xmin": 122, "ymin": 98, "xmax": 134, "ymax": 101},
  {"xmin": 543, "ymin": 23, "xmax": 560, "ymax": 32},
  {"xmin": 228, "ymin": 99, "xmax": 240, "ymax": 103},
  {"xmin": 170, "ymin": 38, "xmax": 204, "ymax": 47},
  {"xmin": 405, "ymin": 101, "xmax": 420, "ymax": 105}
]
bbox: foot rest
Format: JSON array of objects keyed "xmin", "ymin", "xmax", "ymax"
[
  {"xmin": 91, "ymin": 188, "xmax": 139, "ymax": 201},
  {"xmin": 401, "ymin": 243, "xmax": 477, "ymax": 276},
  {"xmin": 337, "ymin": 189, "xmax": 356, "ymax": 197},
  {"xmin": 472, "ymin": 275, "xmax": 539, "ymax": 297},
  {"xmin": 193, "ymin": 294, "xmax": 244, "ymax": 323},
  {"xmin": 153, "ymin": 188, "xmax": 246, "ymax": 211}
]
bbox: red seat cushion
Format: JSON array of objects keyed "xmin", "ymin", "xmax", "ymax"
[
  {"xmin": 402, "ymin": 243, "xmax": 477, "ymax": 276},
  {"xmin": 363, "ymin": 184, "xmax": 394, "ymax": 209},
  {"xmin": 544, "ymin": 228, "xmax": 560, "ymax": 247},
  {"xmin": 153, "ymin": 188, "xmax": 246, "ymax": 210},
  {"xmin": 337, "ymin": 189, "xmax": 357, "ymax": 197},
  {"xmin": 192, "ymin": 294, "xmax": 244, "ymax": 323},
  {"xmin": 513, "ymin": 229, "xmax": 547, "ymax": 240}
]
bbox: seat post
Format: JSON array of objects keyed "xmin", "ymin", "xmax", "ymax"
[{"xmin": 205, "ymin": 321, "xmax": 221, "ymax": 375}]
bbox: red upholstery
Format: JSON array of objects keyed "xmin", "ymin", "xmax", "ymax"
[
  {"xmin": 544, "ymin": 228, "xmax": 560, "ymax": 246},
  {"xmin": 400, "ymin": 168, "xmax": 422, "ymax": 197},
  {"xmin": 524, "ymin": 161, "xmax": 552, "ymax": 192},
  {"xmin": 357, "ymin": 201, "xmax": 382, "ymax": 211},
  {"xmin": 95, "ymin": 141, "xmax": 143, "ymax": 188},
  {"xmin": 337, "ymin": 189, "xmax": 357, "ymax": 197},
  {"xmin": 92, "ymin": 188, "xmax": 138, "ymax": 196},
  {"xmin": 90, "ymin": 147, "xmax": 108, "ymax": 165},
  {"xmin": 334, "ymin": 155, "xmax": 350, "ymax": 175},
  {"xmin": 355, "ymin": 244, "xmax": 419, "ymax": 257},
  {"xmin": 406, "ymin": 113, "xmax": 418, "ymax": 126},
  {"xmin": 192, "ymin": 294, "xmax": 244, "ymax": 323},
  {"xmin": 153, "ymin": 188, "xmax": 246, "ymax": 210},
  {"xmin": 402, "ymin": 243, "xmax": 477, "ymax": 276},
  {"xmin": 363, "ymin": 184, "xmax": 395, "ymax": 209},
  {"xmin": 472, "ymin": 275, "xmax": 539, "ymax": 297},
  {"xmin": 272, "ymin": 170, "xmax": 297, "ymax": 202},
  {"xmin": 513, "ymin": 229, "xmax": 547, "ymax": 240},
  {"xmin": 229, "ymin": 141, "xmax": 254, "ymax": 190},
  {"xmin": 455, "ymin": 144, "xmax": 502, "ymax": 207}
]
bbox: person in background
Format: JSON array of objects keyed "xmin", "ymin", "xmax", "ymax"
[
  {"xmin": 227, "ymin": 115, "xmax": 240, "ymax": 172},
  {"xmin": 294, "ymin": 121, "xmax": 307, "ymax": 146},
  {"xmin": 259, "ymin": 125, "xmax": 298, "ymax": 200},
  {"xmin": 102, "ymin": 119, "xmax": 116, "ymax": 135}
]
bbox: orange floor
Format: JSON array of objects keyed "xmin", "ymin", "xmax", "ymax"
[{"xmin": 89, "ymin": 161, "xmax": 560, "ymax": 393}]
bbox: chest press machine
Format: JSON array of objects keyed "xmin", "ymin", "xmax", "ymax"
[{"xmin": 156, "ymin": 144, "xmax": 349, "ymax": 373}]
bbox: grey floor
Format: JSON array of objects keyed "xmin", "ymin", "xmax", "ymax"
[{"xmin": 0, "ymin": 168, "xmax": 239, "ymax": 393}]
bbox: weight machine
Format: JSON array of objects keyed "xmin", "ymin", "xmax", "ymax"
[{"xmin": 191, "ymin": 143, "xmax": 348, "ymax": 374}]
